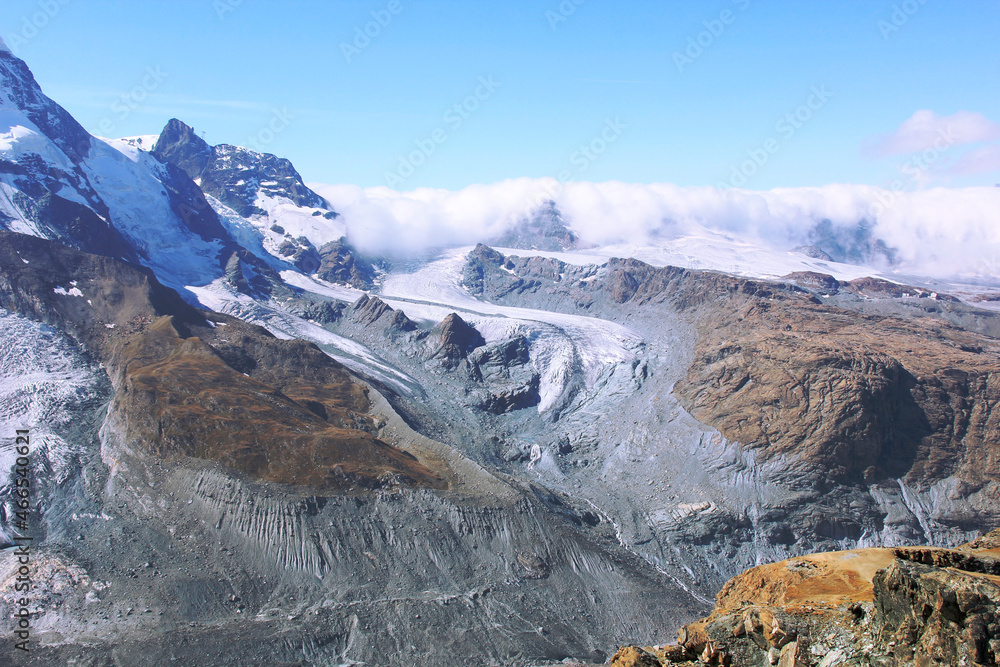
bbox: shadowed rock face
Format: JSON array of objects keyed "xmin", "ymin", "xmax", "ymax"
[
  {"xmin": 607, "ymin": 530, "xmax": 1000, "ymax": 666},
  {"xmin": 317, "ymin": 237, "xmax": 377, "ymax": 289}
]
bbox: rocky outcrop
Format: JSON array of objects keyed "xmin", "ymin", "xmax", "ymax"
[
  {"xmin": 429, "ymin": 313, "xmax": 486, "ymax": 368},
  {"xmin": 350, "ymin": 294, "xmax": 416, "ymax": 332},
  {"xmin": 469, "ymin": 336, "xmax": 532, "ymax": 380},
  {"xmin": 223, "ymin": 249, "xmax": 296, "ymax": 299},
  {"xmin": 316, "ymin": 237, "xmax": 376, "ymax": 289},
  {"xmin": 277, "ymin": 235, "xmax": 321, "ymax": 273},
  {"xmin": 291, "ymin": 297, "xmax": 346, "ymax": 324},
  {"xmin": 609, "ymin": 529, "xmax": 1000, "ymax": 666},
  {"xmin": 781, "ymin": 271, "xmax": 840, "ymax": 294},
  {"xmin": 462, "ymin": 243, "xmax": 554, "ymax": 298},
  {"xmin": 469, "ymin": 336, "xmax": 541, "ymax": 413},
  {"xmin": 463, "ymin": 243, "xmax": 508, "ymax": 295},
  {"xmin": 846, "ymin": 276, "xmax": 959, "ymax": 301}
]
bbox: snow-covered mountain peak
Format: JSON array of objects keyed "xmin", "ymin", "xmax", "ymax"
[
  {"xmin": 0, "ymin": 53, "xmax": 242, "ymax": 286},
  {"xmin": 0, "ymin": 36, "xmax": 11, "ymax": 55},
  {"xmin": 0, "ymin": 43, "xmax": 93, "ymax": 164},
  {"xmin": 152, "ymin": 117, "xmax": 330, "ymax": 217},
  {"xmin": 151, "ymin": 117, "xmax": 362, "ymax": 278}
]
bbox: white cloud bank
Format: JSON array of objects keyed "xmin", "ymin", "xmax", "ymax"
[{"xmin": 310, "ymin": 180, "xmax": 1000, "ymax": 283}]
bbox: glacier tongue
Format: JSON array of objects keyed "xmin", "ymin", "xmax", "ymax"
[{"xmin": 380, "ymin": 247, "xmax": 644, "ymax": 413}]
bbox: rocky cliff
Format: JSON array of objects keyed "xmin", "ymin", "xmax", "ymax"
[{"xmin": 605, "ymin": 529, "xmax": 1000, "ymax": 666}]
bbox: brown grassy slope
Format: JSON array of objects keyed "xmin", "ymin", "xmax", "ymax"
[
  {"xmin": 0, "ymin": 230, "xmax": 445, "ymax": 491},
  {"xmin": 596, "ymin": 258, "xmax": 1000, "ymax": 486}
]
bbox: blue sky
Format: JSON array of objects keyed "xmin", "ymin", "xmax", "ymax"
[{"xmin": 3, "ymin": 0, "xmax": 999, "ymax": 191}]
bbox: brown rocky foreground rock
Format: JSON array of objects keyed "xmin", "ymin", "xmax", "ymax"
[{"xmin": 607, "ymin": 529, "xmax": 1000, "ymax": 666}]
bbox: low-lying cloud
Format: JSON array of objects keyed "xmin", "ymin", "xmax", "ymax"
[{"xmin": 309, "ymin": 180, "xmax": 1000, "ymax": 283}]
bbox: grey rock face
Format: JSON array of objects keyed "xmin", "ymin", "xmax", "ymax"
[
  {"xmin": 469, "ymin": 337, "xmax": 541, "ymax": 414},
  {"xmin": 428, "ymin": 313, "xmax": 486, "ymax": 369},
  {"xmin": 3, "ymin": 186, "xmax": 142, "ymax": 264},
  {"xmin": 153, "ymin": 118, "xmax": 330, "ymax": 218},
  {"xmin": 791, "ymin": 244, "xmax": 835, "ymax": 261}
]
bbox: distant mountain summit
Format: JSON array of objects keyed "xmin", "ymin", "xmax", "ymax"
[{"xmin": 493, "ymin": 199, "xmax": 579, "ymax": 251}]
